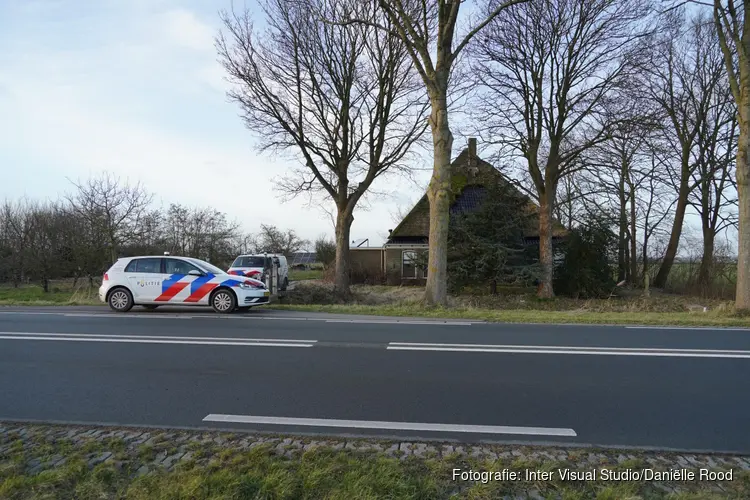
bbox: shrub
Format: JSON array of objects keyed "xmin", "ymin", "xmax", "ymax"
[
  {"xmin": 314, "ymin": 237, "xmax": 336, "ymax": 269},
  {"xmin": 447, "ymin": 183, "xmax": 539, "ymax": 293},
  {"xmin": 554, "ymin": 219, "xmax": 616, "ymax": 298}
]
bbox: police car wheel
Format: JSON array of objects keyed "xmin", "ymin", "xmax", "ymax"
[
  {"xmin": 108, "ymin": 288, "xmax": 133, "ymax": 312},
  {"xmin": 211, "ymin": 289, "xmax": 236, "ymax": 314}
]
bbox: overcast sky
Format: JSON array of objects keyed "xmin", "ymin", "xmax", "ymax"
[
  {"xmin": 0, "ymin": 0, "xmax": 437, "ymax": 248},
  {"xmin": 0, "ymin": 0, "xmax": 737, "ymax": 256}
]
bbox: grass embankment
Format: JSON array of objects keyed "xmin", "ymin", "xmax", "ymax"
[
  {"xmin": 272, "ymin": 282, "xmax": 750, "ymax": 327},
  {"xmin": 1, "ymin": 425, "xmax": 747, "ymax": 500},
  {"xmin": 0, "ymin": 282, "xmax": 100, "ymax": 306}
]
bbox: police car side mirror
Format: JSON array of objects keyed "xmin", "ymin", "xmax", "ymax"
[{"xmin": 188, "ymin": 270, "xmax": 203, "ymax": 276}]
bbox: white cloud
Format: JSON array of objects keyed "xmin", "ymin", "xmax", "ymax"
[
  {"xmin": 0, "ymin": 0, "xmax": 429, "ymax": 246},
  {"xmin": 161, "ymin": 8, "xmax": 215, "ymax": 52}
]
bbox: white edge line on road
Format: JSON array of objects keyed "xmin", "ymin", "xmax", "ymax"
[
  {"xmin": 387, "ymin": 345, "xmax": 750, "ymax": 358},
  {"xmin": 0, "ymin": 332, "xmax": 317, "ymax": 343},
  {"xmin": 325, "ymin": 319, "xmax": 475, "ymax": 326},
  {"xmin": 63, "ymin": 313, "xmax": 195, "ymax": 319},
  {"xmin": 0, "ymin": 311, "xmax": 483, "ymax": 324},
  {"xmin": 0, "ymin": 336, "xmax": 314, "ymax": 347},
  {"xmin": 389, "ymin": 342, "xmax": 750, "ymax": 354},
  {"xmin": 202, "ymin": 414, "xmax": 576, "ymax": 437},
  {"xmin": 0, "ymin": 311, "xmax": 60, "ymax": 315},
  {"xmin": 625, "ymin": 326, "xmax": 750, "ymax": 331}
]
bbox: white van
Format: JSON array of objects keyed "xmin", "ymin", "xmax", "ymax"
[{"xmin": 228, "ymin": 254, "xmax": 289, "ymax": 290}]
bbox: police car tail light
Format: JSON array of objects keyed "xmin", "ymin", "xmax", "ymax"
[{"xmin": 103, "ymin": 273, "xmax": 109, "ymax": 281}]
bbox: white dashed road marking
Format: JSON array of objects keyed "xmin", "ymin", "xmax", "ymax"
[{"xmin": 202, "ymin": 414, "xmax": 577, "ymax": 437}]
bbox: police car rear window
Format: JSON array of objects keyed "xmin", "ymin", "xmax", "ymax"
[{"xmin": 232, "ymin": 256, "xmax": 266, "ymax": 267}]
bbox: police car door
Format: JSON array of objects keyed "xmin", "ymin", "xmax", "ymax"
[
  {"xmin": 126, "ymin": 257, "xmax": 164, "ymax": 302},
  {"xmin": 161, "ymin": 258, "xmax": 210, "ymax": 304}
]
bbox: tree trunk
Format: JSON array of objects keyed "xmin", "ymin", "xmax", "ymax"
[
  {"xmin": 653, "ymin": 176, "xmax": 690, "ymax": 288},
  {"xmin": 424, "ymin": 87, "xmax": 452, "ymax": 306},
  {"xmin": 642, "ymin": 238, "xmax": 649, "ymax": 285},
  {"xmin": 618, "ymin": 174, "xmax": 627, "ymax": 282},
  {"xmin": 629, "ymin": 190, "xmax": 638, "ymax": 283},
  {"xmin": 697, "ymin": 228, "xmax": 715, "ymax": 296},
  {"xmin": 537, "ymin": 193, "xmax": 555, "ymax": 298},
  {"xmin": 736, "ymin": 100, "xmax": 750, "ymax": 311},
  {"xmin": 334, "ymin": 208, "xmax": 353, "ymax": 294}
]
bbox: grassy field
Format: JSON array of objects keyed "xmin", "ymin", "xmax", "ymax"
[
  {"xmin": 1, "ymin": 424, "xmax": 747, "ymax": 500},
  {"xmin": 288, "ymin": 269, "xmax": 324, "ymax": 281}
]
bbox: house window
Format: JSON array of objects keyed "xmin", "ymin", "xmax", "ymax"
[{"xmin": 402, "ymin": 251, "xmax": 418, "ymax": 279}]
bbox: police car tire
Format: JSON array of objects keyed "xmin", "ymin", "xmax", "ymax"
[
  {"xmin": 210, "ymin": 288, "xmax": 236, "ymax": 314},
  {"xmin": 108, "ymin": 287, "xmax": 133, "ymax": 313}
]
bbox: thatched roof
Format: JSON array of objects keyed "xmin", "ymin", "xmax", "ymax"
[{"xmin": 388, "ymin": 147, "xmax": 567, "ymax": 242}]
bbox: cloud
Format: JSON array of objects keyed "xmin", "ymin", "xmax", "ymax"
[
  {"xmin": 161, "ymin": 8, "xmax": 215, "ymax": 52},
  {"xmin": 0, "ymin": 0, "xmax": 429, "ymax": 245}
]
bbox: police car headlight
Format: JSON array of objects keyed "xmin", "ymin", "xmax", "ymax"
[{"xmin": 239, "ymin": 280, "xmax": 265, "ymax": 290}]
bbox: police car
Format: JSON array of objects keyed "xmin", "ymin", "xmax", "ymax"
[{"xmin": 99, "ymin": 254, "xmax": 270, "ymax": 313}]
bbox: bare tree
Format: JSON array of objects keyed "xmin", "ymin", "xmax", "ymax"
[
  {"xmin": 217, "ymin": 0, "xmax": 428, "ymax": 294},
  {"xmin": 1, "ymin": 200, "xmax": 35, "ymax": 286},
  {"xmin": 636, "ymin": 152, "xmax": 677, "ymax": 279},
  {"xmin": 711, "ymin": 0, "xmax": 750, "ymax": 310},
  {"xmin": 24, "ymin": 202, "xmax": 70, "ymax": 292},
  {"xmin": 254, "ymin": 224, "xmax": 310, "ymax": 257},
  {"xmin": 470, "ymin": 0, "xmax": 651, "ymax": 297},
  {"xmin": 663, "ymin": 0, "xmax": 750, "ymax": 309},
  {"xmin": 327, "ymin": 0, "xmax": 530, "ymax": 304},
  {"xmin": 162, "ymin": 204, "xmax": 241, "ymax": 266},
  {"xmin": 638, "ymin": 12, "xmax": 727, "ymax": 288},
  {"xmin": 587, "ymin": 127, "xmax": 677, "ymax": 285},
  {"xmin": 65, "ymin": 172, "xmax": 153, "ymax": 265},
  {"xmin": 588, "ymin": 126, "xmax": 650, "ymax": 283},
  {"xmin": 689, "ymin": 78, "xmax": 738, "ymax": 294}
]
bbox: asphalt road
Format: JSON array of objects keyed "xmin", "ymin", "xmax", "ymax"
[{"xmin": 1, "ymin": 305, "xmax": 749, "ymax": 454}]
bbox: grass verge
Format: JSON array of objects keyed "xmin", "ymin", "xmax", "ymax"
[
  {"xmin": 0, "ymin": 285, "xmax": 101, "ymax": 306},
  {"xmin": 1, "ymin": 425, "xmax": 748, "ymax": 500}
]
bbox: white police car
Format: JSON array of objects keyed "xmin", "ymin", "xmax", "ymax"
[{"xmin": 99, "ymin": 255, "xmax": 270, "ymax": 313}]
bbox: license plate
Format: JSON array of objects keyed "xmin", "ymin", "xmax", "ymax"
[{"xmin": 264, "ymin": 291, "xmax": 270, "ymax": 297}]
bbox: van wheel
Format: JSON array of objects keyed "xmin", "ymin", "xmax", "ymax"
[
  {"xmin": 282, "ymin": 277, "xmax": 289, "ymax": 291},
  {"xmin": 211, "ymin": 288, "xmax": 236, "ymax": 314},
  {"xmin": 108, "ymin": 288, "xmax": 134, "ymax": 312}
]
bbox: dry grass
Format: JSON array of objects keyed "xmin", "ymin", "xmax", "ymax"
[
  {"xmin": 276, "ymin": 282, "xmax": 750, "ymax": 326},
  {"xmin": 285, "ymin": 281, "xmax": 732, "ymax": 313},
  {"xmin": 0, "ymin": 280, "xmax": 101, "ymax": 306}
]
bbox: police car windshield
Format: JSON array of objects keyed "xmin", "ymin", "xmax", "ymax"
[
  {"xmin": 232, "ymin": 256, "xmax": 266, "ymax": 267},
  {"xmin": 188, "ymin": 258, "xmax": 226, "ymax": 275}
]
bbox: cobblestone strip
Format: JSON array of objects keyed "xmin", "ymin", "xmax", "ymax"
[{"xmin": 1, "ymin": 422, "xmax": 748, "ymax": 495}]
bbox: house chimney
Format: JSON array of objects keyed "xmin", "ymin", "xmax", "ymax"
[{"xmin": 468, "ymin": 137, "xmax": 477, "ymax": 159}]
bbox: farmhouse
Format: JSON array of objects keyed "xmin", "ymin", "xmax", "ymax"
[{"xmin": 349, "ymin": 138, "xmax": 566, "ymax": 285}]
